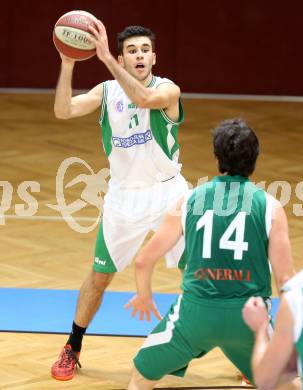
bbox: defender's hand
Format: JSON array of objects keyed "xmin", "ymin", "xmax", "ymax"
[
  {"xmin": 242, "ymin": 296, "xmax": 269, "ymax": 332},
  {"xmin": 125, "ymin": 295, "xmax": 162, "ymax": 322}
]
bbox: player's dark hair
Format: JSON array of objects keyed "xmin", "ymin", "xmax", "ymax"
[
  {"xmin": 212, "ymin": 119, "xmax": 259, "ymax": 177},
  {"xmin": 117, "ymin": 26, "xmax": 155, "ymax": 54}
]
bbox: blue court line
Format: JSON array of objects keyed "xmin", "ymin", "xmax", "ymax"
[{"xmin": 0, "ymin": 288, "xmax": 280, "ymax": 337}]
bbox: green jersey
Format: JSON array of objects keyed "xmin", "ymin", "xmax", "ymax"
[{"xmin": 181, "ymin": 175, "xmax": 275, "ymax": 300}]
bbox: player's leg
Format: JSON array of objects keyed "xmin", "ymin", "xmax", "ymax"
[
  {"xmin": 223, "ymin": 299, "xmax": 277, "ymax": 386},
  {"xmin": 51, "ymin": 271, "xmax": 114, "ymax": 380},
  {"xmin": 219, "ymin": 304, "xmax": 256, "ymax": 385},
  {"xmin": 132, "ymin": 295, "xmax": 210, "ymax": 387},
  {"xmin": 222, "ymin": 343, "xmax": 254, "ymax": 385},
  {"xmin": 51, "ymin": 210, "xmax": 149, "ymax": 380},
  {"xmin": 74, "ymin": 270, "xmax": 115, "ymax": 327},
  {"xmin": 127, "ymin": 367, "xmax": 158, "ymax": 390}
]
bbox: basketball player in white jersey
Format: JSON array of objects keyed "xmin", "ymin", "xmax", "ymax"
[
  {"xmin": 243, "ymin": 271, "xmax": 303, "ymax": 389},
  {"xmin": 51, "ymin": 21, "xmax": 188, "ymax": 380}
]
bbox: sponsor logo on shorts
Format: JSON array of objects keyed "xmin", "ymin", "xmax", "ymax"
[
  {"xmin": 94, "ymin": 257, "xmax": 106, "ymax": 266},
  {"xmin": 112, "ymin": 129, "xmax": 152, "ymax": 148}
]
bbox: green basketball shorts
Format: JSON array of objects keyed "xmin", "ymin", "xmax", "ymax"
[{"xmin": 134, "ymin": 294, "xmax": 262, "ymax": 383}]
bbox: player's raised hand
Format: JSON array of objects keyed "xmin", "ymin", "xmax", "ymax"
[
  {"xmin": 125, "ymin": 295, "xmax": 162, "ymax": 322},
  {"xmin": 88, "ymin": 20, "xmax": 111, "ymax": 63},
  {"xmin": 242, "ymin": 296, "xmax": 269, "ymax": 332}
]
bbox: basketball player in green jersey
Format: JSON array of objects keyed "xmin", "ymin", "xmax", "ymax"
[
  {"xmin": 125, "ymin": 119, "xmax": 295, "ymax": 389},
  {"xmin": 51, "ymin": 22, "xmax": 188, "ymax": 380},
  {"xmin": 243, "ymin": 271, "xmax": 303, "ymax": 389}
]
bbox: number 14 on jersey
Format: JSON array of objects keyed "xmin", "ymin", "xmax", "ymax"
[{"xmin": 196, "ymin": 210, "xmax": 248, "ymax": 260}]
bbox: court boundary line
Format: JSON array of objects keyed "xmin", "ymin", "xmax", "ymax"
[
  {"xmin": 0, "ymin": 329, "xmax": 145, "ymax": 337},
  {"xmin": 0, "ymin": 87, "xmax": 303, "ymax": 102}
]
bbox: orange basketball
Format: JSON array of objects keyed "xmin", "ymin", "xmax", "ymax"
[{"xmin": 53, "ymin": 10, "xmax": 98, "ymax": 61}]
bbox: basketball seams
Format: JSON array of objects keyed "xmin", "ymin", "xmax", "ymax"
[
  {"xmin": 55, "ymin": 15, "xmax": 97, "ymax": 33},
  {"xmin": 53, "ymin": 35, "xmax": 95, "ymax": 60}
]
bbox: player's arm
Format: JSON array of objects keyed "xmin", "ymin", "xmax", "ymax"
[
  {"xmin": 99, "ymin": 63, "xmax": 180, "ymax": 110},
  {"xmin": 88, "ymin": 20, "xmax": 180, "ymax": 110},
  {"xmin": 106, "ymin": 73, "xmax": 180, "ymax": 110},
  {"xmin": 243, "ymin": 296, "xmax": 295, "ymax": 390},
  {"xmin": 54, "ymin": 55, "xmax": 103, "ymax": 119},
  {"xmin": 135, "ymin": 207, "xmax": 183, "ymax": 298},
  {"xmin": 125, "ymin": 200, "xmax": 184, "ymax": 321},
  {"xmin": 268, "ymin": 200, "xmax": 295, "ymax": 293}
]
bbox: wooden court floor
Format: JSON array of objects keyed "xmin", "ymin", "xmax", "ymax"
[{"xmin": 0, "ymin": 93, "xmax": 302, "ymax": 389}]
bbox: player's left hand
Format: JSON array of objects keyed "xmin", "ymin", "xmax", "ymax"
[
  {"xmin": 242, "ymin": 296, "xmax": 269, "ymax": 332},
  {"xmin": 88, "ymin": 20, "xmax": 111, "ymax": 63},
  {"xmin": 125, "ymin": 295, "xmax": 162, "ymax": 322}
]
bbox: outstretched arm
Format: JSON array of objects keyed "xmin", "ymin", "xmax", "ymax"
[
  {"xmin": 88, "ymin": 20, "xmax": 180, "ymax": 110},
  {"xmin": 54, "ymin": 54, "xmax": 103, "ymax": 119},
  {"xmin": 125, "ymin": 200, "xmax": 184, "ymax": 321},
  {"xmin": 243, "ymin": 296, "xmax": 296, "ymax": 390},
  {"xmin": 268, "ymin": 200, "xmax": 295, "ymax": 293}
]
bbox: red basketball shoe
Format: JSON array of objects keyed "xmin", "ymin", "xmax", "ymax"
[{"xmin": 51, "ymin": 344, "xmax": 81, "ymax": 381}]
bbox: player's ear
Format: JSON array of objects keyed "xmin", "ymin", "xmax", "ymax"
[{"xmin": 118, "ymin": 55, "xmax": 125, "ymax": 67}]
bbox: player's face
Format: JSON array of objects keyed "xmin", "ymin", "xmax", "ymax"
[{"xmin": 118, "ymin": 36, "xmax": 156, "ymax": 83}]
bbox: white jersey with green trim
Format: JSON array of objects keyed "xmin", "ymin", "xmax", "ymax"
[
  {"xmin": 99, "ymin": 76, "xmax": 183, "ymax": 189},
  {"xmin": 284, "ymin": 272, "xmax": 303, "ymax": 381}
]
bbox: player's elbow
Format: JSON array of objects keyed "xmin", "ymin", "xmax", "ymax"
[
  {"xmin": 135, "ymin": 256, "xmax": 148, "ymax": 270},
  {"xmin": 134, "ymin": 90, "xmax": 158, "ymax": 108},
  {"xmin": 279, "ymin": 271, "xmax": 295, "ymax": 287},
  {"xmin": 54, "ymin": 105, "xmax": 72, "ymax": 119},
  {"xmin": 275, "ymin": 270, "xmax": 296, "ymax": 292},
  {"xmin": 134, "ymin": 96, "xmax": 150, "ymax": 109},
  {"xmin": 135, "ymin": 250, "xmax": 156, "ymax": 270},
  {"xmin": 54, "ymin": 109, "xmax": 71, "ymax": 119}
]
